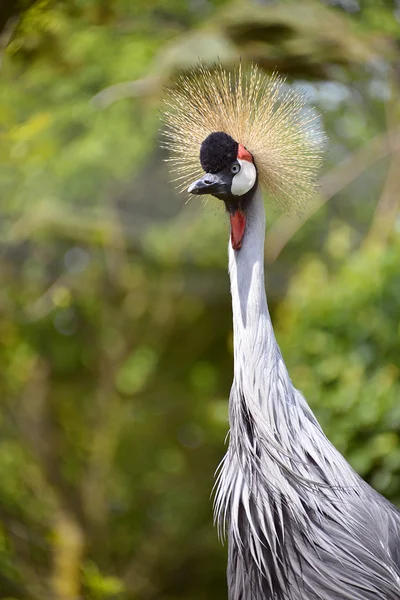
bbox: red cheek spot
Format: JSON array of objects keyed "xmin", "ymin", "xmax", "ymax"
[{"xmin": 237, "ymin": 144, "xmax": 253, "ymax": 163}]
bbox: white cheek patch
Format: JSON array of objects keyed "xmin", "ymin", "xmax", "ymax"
[{"xmin": 231, "ymin": 159, "xmax": 257, "ymax": 196}]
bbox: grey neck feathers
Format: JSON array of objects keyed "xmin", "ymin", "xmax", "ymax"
[
  {"xmin": 226, "ymin": 185, "xmax": 353, "ymax": 489},
  {"xmin": 229, "ymin": 186, "xmax": 281, "ymax": 396},
  {"xmin": 229, "ymin": 185, "xmax": 271, "ymax": 364},
  {"xmin": 217, "ymin": 185, "xmax": 400, "ymax": 600}
]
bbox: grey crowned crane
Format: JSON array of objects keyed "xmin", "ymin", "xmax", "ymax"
[{"xmin": 162, "ymin": 64, "xmax": 400, "ymax": 600}]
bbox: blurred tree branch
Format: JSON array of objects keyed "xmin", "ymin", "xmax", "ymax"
[
  {"xmin": 51, "ymin": 509, "xmax": 84, "ymax": 600},
  {"xmin": 264, "ymin": 123, "xmax": 400, "ymax": 263},
  {"xmin": 366, "ymin": 80, "xmax": 400, "ymax": 245},
  {"xmin": 92, "ymin": 0, "xmax": 385, "ymax": 107},
  {"xmin": 0, "ymin": 1, "xmax": 32, "ymax": 36}
]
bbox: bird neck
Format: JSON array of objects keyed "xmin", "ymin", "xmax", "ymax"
[{"xmin": 228, "ymin": 185, "xmax": 275, "ymax": 382}]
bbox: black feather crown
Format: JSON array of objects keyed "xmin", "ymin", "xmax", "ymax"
[{"xmin": 200, "ymin": 132, "xmax": 238, "ymax": 173}]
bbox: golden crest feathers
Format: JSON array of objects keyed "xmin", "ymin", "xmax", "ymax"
[{"xmin": 161, "ymin": 63, "xmax": 324, "ymax": 213}]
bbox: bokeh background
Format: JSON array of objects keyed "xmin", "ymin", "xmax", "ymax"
[{"xmin": 0, "ymin": 0, "xmax": 400, "ymax": 598}]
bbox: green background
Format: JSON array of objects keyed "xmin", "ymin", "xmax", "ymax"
[{"xmin": 0, "ymin": 0, "xmax": 400, "ymax": 598}]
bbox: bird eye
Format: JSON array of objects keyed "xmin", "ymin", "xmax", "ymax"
[{"xmin": 231, "ymin": 163, "xmax": 241, "ymax": 174}]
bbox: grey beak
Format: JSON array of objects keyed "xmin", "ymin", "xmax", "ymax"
[{"xmin": 188, "ymin": 172, "xmax": 231, "ymax": 196}]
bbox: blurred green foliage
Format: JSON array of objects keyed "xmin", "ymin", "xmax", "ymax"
[
  {"xmin": 0, "ymin": 0, "xmax": 399, "ymax": 598},
  {"xmin": 279, "ymin": 230, "xmax": 400, "ymax": 501}
]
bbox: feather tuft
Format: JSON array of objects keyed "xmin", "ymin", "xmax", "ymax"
[{"xmin": 161, "ymin": 63, "xmax": 325, "ymax": 213}]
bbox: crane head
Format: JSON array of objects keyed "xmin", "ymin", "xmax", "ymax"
[
  {"xmin": 188, "ymin": 132, "xmax": 257, "ymax": 250},
  {"xmin": 161, "ymin": 63, "xmax": 324, "ymax": 241}
]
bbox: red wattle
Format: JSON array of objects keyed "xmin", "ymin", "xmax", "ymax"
[{"xmin": 230, "ymin": 210, "xmax": 246, "ymax": 250}]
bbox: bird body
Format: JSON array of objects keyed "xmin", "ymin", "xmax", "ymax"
[
  {"xmin": 162, "ymin": 64, "xmax": 400, "ymax": 599},
  {"xmin": 216, "ymin": 184, "xmax": 400, "ymax": 599}
]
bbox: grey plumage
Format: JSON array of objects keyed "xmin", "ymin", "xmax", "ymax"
[{"xmin": 214, "ymin": 186, "xmax": 400, "ymax": 599}]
